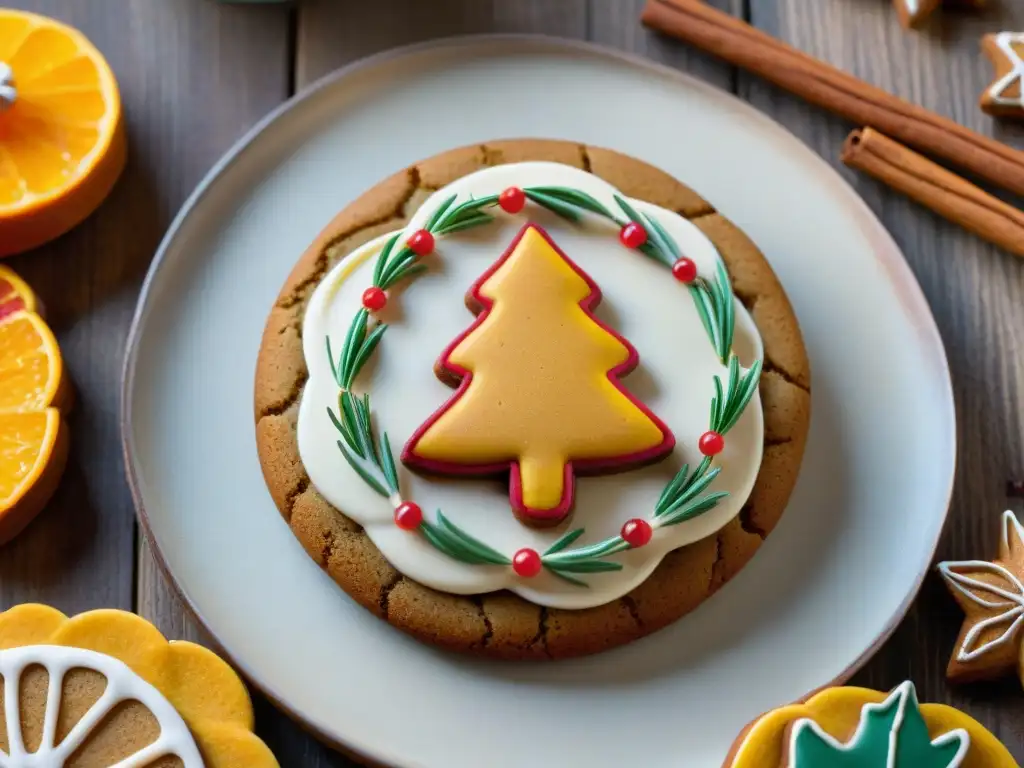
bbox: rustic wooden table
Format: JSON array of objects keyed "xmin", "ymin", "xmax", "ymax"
[{"xmin": 4, "ymin": 0, "xmax": 1024, "ymax": 764}]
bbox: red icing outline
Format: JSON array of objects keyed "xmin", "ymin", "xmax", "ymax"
[{"xmin": 402, "ymin": 223, "xmax": 675, "ymax": 524}]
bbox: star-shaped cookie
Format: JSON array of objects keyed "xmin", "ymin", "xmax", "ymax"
[
  {"xmin": 982, "ymin": 33, "xmax": 1024, "ymax": 120},
  {"xmin": 938, "ymin": 510, "xmax": 1024, "ymax": 684},
  {"xmin": 894, "ymin": 0, "xmax": 940, "ymax": 29}
]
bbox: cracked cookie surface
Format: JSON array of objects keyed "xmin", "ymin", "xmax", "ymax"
[{"xmin": 254, "ymin": 140, "xmax": 810, "ymax": 660}]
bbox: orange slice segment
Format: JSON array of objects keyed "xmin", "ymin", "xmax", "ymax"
[
  {"xmin": 0, "ymin": 310, "xmax": 65, "ymax": 413},
  {"xmin": 0, "ymin": 408, "xmax": 67, "ymax": 543},
  {"xmin": 0, "ymin": 264, "xmax": 37, "ymax": 319},
  {"xmin": 0, "ymin": 9, "xmax": 125, "ymax": 257}
]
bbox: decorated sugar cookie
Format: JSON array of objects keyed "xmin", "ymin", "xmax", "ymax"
[
  {"xmin": 0, "ymin": 604, "xmax": 278, "ymax": 766},
  {"xmin": 894, "ymin": 0, "xmax": 940, "ymax": 29},
  {"xmin": 723, "ymin": 680, "xmax": 1015, "ymax": 767},
  {"xmin": 255, "ymin": 141, "xmax": 811, "ymax": 658},
  {"xmin": 938, "ymin": 510, "xmax": 1024, "ymax": 684},
  {"xmin": 981, "ymin": 33, "xmax": 1024, "ymax": 120},
  {"xmin": 402, "ymin": 224, "xmax": 676, "ymax": 527}
]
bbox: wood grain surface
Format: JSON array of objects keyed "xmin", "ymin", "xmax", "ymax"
[{"xmin": 3, "ymin": 0, "xmax": 1023, "ymax": 764}]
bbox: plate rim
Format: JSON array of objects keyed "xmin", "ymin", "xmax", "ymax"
[{"xmin": 120, "ymin": 32, "xmax": 957, "ymax": 765}]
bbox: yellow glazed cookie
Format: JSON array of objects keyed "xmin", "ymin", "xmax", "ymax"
[
  {"xmin": 402, "ymin": 224, "xmax": 675, "ymax": 527},
  {"xmin": 724, "ymin": 681, "xmax": 1015, "ymax": 767},
  {"xmin": 0, "ymin": 604, "xmax": 278, "ymax": 767}
]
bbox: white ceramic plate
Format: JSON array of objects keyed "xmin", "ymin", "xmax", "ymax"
[{"xmin": 122, "ymin": 36, "xmax": 955, "ymax": 768}]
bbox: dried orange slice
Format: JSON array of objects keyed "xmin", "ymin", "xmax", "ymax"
[
  {"xmin": 0, "ymin": 309, "xmax": 69, "ymax": 543},
  {"xmin": 0, "ymin": 9, "xmax": 125, "ymax": 257},
  {"xmin": 0, "ymin": 309, "xmax": 67, "ymax": 413},
  {"xmin": 0, "ymin": 409, "xmax": 67, "ymax": 542},
  {"xmin": 0, "ymin": 264, "xmax": 37, "ymax": 318}
]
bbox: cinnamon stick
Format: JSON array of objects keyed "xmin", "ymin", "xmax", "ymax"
[
  {"xmin": 843, "ymin": 128, "xmax": 1024, "ymax": 258},
  {"xmin": 641, "ymin": 0, "xmax": 1024, "ymax": 198}
]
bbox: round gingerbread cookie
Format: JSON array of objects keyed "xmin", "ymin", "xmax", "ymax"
[{"xmin": 254, "ymin": 140, "xmax": 810, "ymax": 660}]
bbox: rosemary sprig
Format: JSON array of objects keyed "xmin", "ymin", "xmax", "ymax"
[
  {"xmin": 327, "ymin": 390, "xmax": 399, "ymax": 497},
  {"xmin": 654, "ymin": 459, "xmax": 727, "ymax": 527},
  {"xmin": 710, "ymin": 356, "xmax": 763, "ymax": 435},
  {"xmin": 327, "ymin": 309, "xmax": 387, "ymax": 390},
  {"xmin": 689, "ymin": 260, "xmax": 736, "ymax": 365},
  {"xmin": 420, "ymin": 511, "xmax": 511, "ymax": 566}
]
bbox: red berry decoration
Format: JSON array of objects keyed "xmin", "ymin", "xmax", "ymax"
[
  {"xmin": 671, "ymin": 258, "xmax": 698, "ymax": 284},
  {"xmin": 407, "ymin": 229, "xmax": 435, "ymax": 256},
  {"xmin": 499, "ymin": 186, "xmax": 526, "ymax": 214},
  {"xmin": 621, "ymin": 518, "xmax": 653, "ymax": 548},
  {"xmin": 619, "ymin": 222, "xmax": 648, "ymax": 249},
  {"xmin": 361, "ymin": 286, "xmax": 387, "ymax": 311},
  {"xmin": 512, "ymin": 548, "xmax": 542, "ymax": 578},
  {"xmin": 394, "ymin": 502, "xmax": 423, "ymax": 531},
  {"xmin": 699, "ymin": 431, "xmax": 725, "ymax": 457}
]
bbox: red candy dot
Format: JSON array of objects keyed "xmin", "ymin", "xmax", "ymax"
[
  {"xmin": 407, "ymin": 229, "xmax": 435, "ymax": 256},
  {"xmin": 621, "ymin": 519, "xmax": 653, "ymax": 548},
  {"xmin": 499, "ymin": 186, "xmax": 526, "ymax": 214},
  {"xmin": 512, "ymin": 548, "xmax": 542, "ymax": 578},
  {"xmin": 671, "ymin": 258, "xmax": 698, "ymax": 284},
  {"xmin": 619, "ymin": 222, "xmax": 648, "ymax": 249},
  {"xmin": 394, "ymin": 502, "xmax": 423, "ymax": 530},
  {"xmin": 699, "ymin": 431, "xmax": 725, "ymax": 456},
  {"xmin": 361, "ymin": 286, "xmax": 387, "ymax": 311}
]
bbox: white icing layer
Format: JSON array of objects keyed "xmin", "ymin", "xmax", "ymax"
[
  {"xmin": 0, "ymin": 645, "xmax": 203, "ymax": 767},
  {"xmin": 297, "ymin": 162, "xmax": 764, "ymax": 610},
  {"xmin": 989, "ymin": 33, "xmax": 1024, "ymax": 108}
]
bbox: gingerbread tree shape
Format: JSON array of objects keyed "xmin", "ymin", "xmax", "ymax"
[{"xmin": 402, "ymin": 223, "xmax": 675, "ymax": 527}]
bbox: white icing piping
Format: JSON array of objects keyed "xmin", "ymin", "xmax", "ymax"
[
  {"xmin": 989, "ymin": 33, "xmax": 1024, "ymax": 108},
  {"xmin": 786, "ymin": 682, "xmax": 969, "ymax": 768},
  {"xmin": 0, "ymin": 645, "xmax": 204, "ymax": 767},
  {"xmin": 937, "ymin": 510, "xmax": 1024, "ymax": 663},
  {"xmin": 0, "ymin": 63, "xmax": 15, "ymax": 112}
]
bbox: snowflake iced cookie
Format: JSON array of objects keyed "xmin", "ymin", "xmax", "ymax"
[
  {"xmin": 938, "ymin": 510, "xmax": 1024, "ymax": 685},
  {"xmin": 0, "ymin": 604, "xmax": 278, "ymax": 767},
  {"xmin": 255, "ymin": 141, "xmax": 811, "ymax": 658},
  {"xmin": 981, "ymin": 33, "xmax": 1024, "ymax": 120},
  {"xmin": 723, "ymin": 680, "xmax": 1016, "ymax": 767}
]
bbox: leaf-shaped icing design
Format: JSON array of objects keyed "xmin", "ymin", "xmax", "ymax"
[
  {"xmin": 937, "ymin": 560, "xmax": 1024, "ymax": 663},
  {"xmin": 788, "ymin": 682, "xmax": 969, "ymax": 768},
  {"xmin": 0, "ymin": 644, "xmax": 203, "ymax": 766}
]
